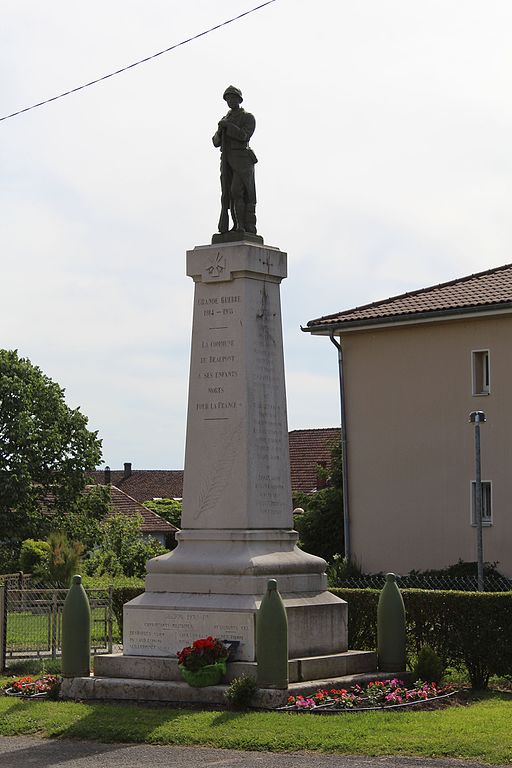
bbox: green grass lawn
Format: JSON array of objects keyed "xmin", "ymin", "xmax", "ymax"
[
  {"xmin": 6, "ymin": 609, "xmax": 119, "ymax": 651},
  {"xmin": 0, "ymin": 691, "xmax": 511, "ymax": 765}
]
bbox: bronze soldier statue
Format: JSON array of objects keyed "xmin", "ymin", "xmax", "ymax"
[{"xmin": 212, "ymin": 86, "xmax": 261, "ymax": 241}]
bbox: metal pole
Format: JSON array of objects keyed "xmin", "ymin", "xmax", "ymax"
[
  {"xmin": 330, "ymin": 332, "xmax": 351, "ymax": 560},
  {"xmin": 470, "ymin": 411, "xmax": 486, "ymax": 591},
  {"xmin": 51, "ymin": 591, "xmax": 58, "ymax": 659},
  {"xmin": 107, "ymin": 585, "xmax": 113, "ymax": 654},
  {"xmin": 0, "ymin": 584, "xmax": 7, "ymax": 673}
]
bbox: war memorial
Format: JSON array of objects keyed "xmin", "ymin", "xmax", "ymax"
[{"xmin": 61, "ymin": 87, "xmax": 378, "ymax": 706}]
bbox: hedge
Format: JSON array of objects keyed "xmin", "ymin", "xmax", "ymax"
[
  {"xmin": 111, "ymin": 585, "xmax": 145, "ymax": 633},
  {"xmin": 332, "ymin": 588, "xmax": 512, "ymax": 688},
  {"xmin": 109, "ymin": 585, "xmax": 512, "ymax": 689}
]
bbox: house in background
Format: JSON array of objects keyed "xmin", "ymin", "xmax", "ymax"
[
  {"xmin": 289, "ymin": 428, "xmax": 340, "ymax": 493},
  {"xmin": 88, "ymin": 465, "xmax": 184, "ymax": 503},
  {"xmin": 100, "ymin": 485, "xmax": 177, "ymax": 546},
  {"xmin": 92, "ymin": 429, "xmax": 342, "ymax": 503},
  {"xmin": 305, "ymin": 263, "xmax": 512, "ymax": 579}
]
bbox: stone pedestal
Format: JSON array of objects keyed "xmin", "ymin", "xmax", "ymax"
[{"xmin": 122, "ymin": 240, "xmax": 347, "ymax": 663}]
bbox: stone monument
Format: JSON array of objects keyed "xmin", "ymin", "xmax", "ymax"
[
  {"xmin": 62, "ymin": 89, "xmax": 379, "ymax": 703},
  {"xmin": 122, "ymin": 86, "xmax": 347, "ymax": 665}
]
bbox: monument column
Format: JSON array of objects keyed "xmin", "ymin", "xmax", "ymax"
[
  {"xmin": 182, "ymin": 242, "xmax": 292, "ymax": 531},
  {"xmin": 123, "ymin": 239, "xmax": 347, "ymax": 661},
  {"xmin": 122, "ymin": 84, "xmax": 347, "ymax": 664}
]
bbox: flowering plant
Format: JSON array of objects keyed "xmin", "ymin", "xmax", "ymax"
[
  {"xmin": 286, "ymin": 678, "xmax": 454, "ymax": 711},
  {"xmin": 177, "ymin": 636, "xmax": 229, "ymax": 673},
  {"xmin": 2, "ymin": 675, "xmax": 61, "ymax": 699}
]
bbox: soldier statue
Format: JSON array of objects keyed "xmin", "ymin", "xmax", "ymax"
[{"xmin": 213, "ymin": 86, "xmax": 260, "ymax": 240}]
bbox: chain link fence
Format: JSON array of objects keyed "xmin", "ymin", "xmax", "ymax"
[
  {"xmin": 332, "ymin": 573, "xmax": 512, "ymax": 591},
  {"xmin": 1, "ymin": 584, "xmax": 113, "ymax": 667}
]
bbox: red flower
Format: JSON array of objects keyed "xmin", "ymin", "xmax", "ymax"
[{"xmin": 177, "ymin": 636, "xmax": 229, "ymax": 672}]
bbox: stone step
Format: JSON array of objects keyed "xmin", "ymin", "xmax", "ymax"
[
  {"xmin": 94, "ymin": 649, "xmax": 377, "ymax": 684},
  {"xmin": 61, "ymin": 669, "xmax": 409, "ymax": 710}
]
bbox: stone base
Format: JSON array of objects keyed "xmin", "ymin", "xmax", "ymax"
[
  {"xmin": 94, "ymin": 649, "xmax": 375, "ymax": 684},
  {"xmin": 211, "ymin": 231, "xmax": 264, "ymax": 245},
  {"xmin": 61, "ymin": 650, "xmax": 381, "ymax": 709},
  {"xmin": 123, "ymin": 589, "xmax": 347, "ymax": 661}
]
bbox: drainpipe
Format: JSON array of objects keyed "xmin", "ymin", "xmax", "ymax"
[{"xmin": 329, "ymin": 332, "xmax": 351, "ymax": 561}]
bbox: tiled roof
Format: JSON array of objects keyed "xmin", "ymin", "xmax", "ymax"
[
  {"xmin": 85, "ymin": 485, "xmax": 177, "ymax": 534},
  {"xmin": 306, "ymin": 263, "xmax": 512, "ymax": 330},
  {"xmin": 92, "ymin": 429, "xmax": 341, "ymax": 503},
  {"xmin": 289, "ymin": 428, "xmax": 340, "ymax": 494},
  {"xmin": 88, "ymin": 469, "xmax": 184, "ymax": 503}
]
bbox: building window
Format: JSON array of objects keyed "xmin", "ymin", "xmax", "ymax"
[
  {"xmin": 471, "ymin": 481, "xmax": 492, "ymax": 526},
  {"xmin": 472, "ymin": 350, "xmax": 490, "ymax": 395}
]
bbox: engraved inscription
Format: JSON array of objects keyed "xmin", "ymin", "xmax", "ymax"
[
  {"xmin": 124, "ymin": 609, "xmax": 255, "ymax": 661},
  {"xmin": 192, "ymin": 292, "xmax": 242, "ymax": 419}
]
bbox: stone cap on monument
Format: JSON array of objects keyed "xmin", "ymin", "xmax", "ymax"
[{"xmin": 187, "ymin": 242, "xmax": 287, "ymax": 284}]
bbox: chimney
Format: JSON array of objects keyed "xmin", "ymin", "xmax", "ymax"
[
  {"xmin": 124, "ymin": 462, "xmax": 132, "ymax": 479},
  {"xmin": 104, "ymin": 465, "xmax": 111, "ymax": 485}
]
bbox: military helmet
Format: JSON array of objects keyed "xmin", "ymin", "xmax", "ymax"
[{"xmin": 223, "ymin": 85, "xmax": 243, "ymax": 102}]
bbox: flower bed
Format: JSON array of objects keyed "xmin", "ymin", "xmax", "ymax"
[
  {"xmin": 282, "ymin": 679, "xmax": 457, "ymax": 713},
  {"xmin": 2, "ymin": 675, "xmax": 61, "ymax": 699}
]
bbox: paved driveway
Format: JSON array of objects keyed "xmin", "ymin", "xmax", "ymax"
[{"xmin": 0, "ymin": 737, "xmax": 505, "ymax": 768}]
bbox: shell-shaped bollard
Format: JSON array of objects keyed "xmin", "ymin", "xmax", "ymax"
[
  {"xmin": 61, "ymin": 575, "xmax": 91, "ymax": 678},
  {"xmin": 377, "ymin": 572, "xmax": 406, "ymax": 672},
  {"xmin": 256, "ymin": 579, "xmax": 288, "ymax": 689}
]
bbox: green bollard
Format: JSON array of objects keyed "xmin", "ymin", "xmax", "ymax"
[
  {"xmin": 377, "ymin": 572, "xmax": 406, "ymax": 672},
  {"xmin": 61, "ymin": 575, "xmax": 91, "ymax": 677},
  {"xmin": 256, "ymin": 579, "xmax": 288, "ymax": 689}
]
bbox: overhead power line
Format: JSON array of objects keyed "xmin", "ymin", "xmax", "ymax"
[{"xmin": 0, "ymin": 0, "xmax": 277, "ymax": 123}]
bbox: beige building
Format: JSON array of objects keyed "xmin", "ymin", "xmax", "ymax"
[{"xmin": 305, "ymin": 263, "xmax": 512, "ymax": 578}]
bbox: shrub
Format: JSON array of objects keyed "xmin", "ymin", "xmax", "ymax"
[
  {"xmin": 19, "ymin": 539, "xmax": 51, "ymax": 574},
  {"xmin": 292, "ymin": 442, "xmax": 344, "ymax": 563},
  {"xmin": 224, "ymin": 674, "xmax": 258, "ymax": 709},
  {"xmin": 413, "ymin": 644, "xmax": 445, "ymax": 684},
  {"xmin": 84, "ymin": 513, "xmax": 167, "ymax": 578},
  {"xmin": 331, "ymin": 587, "xmax": 512, "ymax": 689},
  {"xmin": 327, "ymin": 554, "xmax": 362, "ymax": 586},
  {"xmin": 45, "ymin": 532, "xmax": 84, "ymax": 586},
  {"xmin": 331, "ymin": 588, "xmax": 379, "ymax": 651},
  {"xmin": 111, "ymin": 584, "xmax": 145, "ymax": 633}
]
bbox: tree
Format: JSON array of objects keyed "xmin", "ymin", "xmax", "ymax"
[
  {"xmin": 293, "ymin": 442, "xmax": 344, "ymax": 563},
  {"xmin": 55, "ymin": 484, "xmax": 112, "ymax": 551},
  {"xmin": 85, "ymin": 513, "xmax": 167, "ymax": 578},
  {"xmin": 142, "ymin": 498, "xmax": 182, "ymax": 528},
  {"xmin": 0, "ymin": 350, "xmax": 102, "ymax": 550}
]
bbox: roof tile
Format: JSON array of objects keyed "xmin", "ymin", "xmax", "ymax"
[
  {"xmin": 85, "ymin": 485, "xmax": 177, "ymax": 534},
  {"xmin": 289, "ymin": 428, "xmax": 340, "ymax": 494},
  {"xmin": 307, "ymin": 263, "xmax": 512, "ymax": 329}
]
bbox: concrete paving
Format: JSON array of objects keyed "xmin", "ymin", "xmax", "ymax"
[{"xmin": 0, "ymin": 737, "xmax": 503, "ymax": 768}]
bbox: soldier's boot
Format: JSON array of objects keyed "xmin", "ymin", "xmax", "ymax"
[
  {"xmin": 218, "ymin": 208, "xmax": 229, "ymax": 234},
  {"xmin": 232, "ymin": 199, "xmax": 245, "ymax": 231},
  {"xmin": 244, "ymin": 204, "xmax": 257, "ymax": 234}
]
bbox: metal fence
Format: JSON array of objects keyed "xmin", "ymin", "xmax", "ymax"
[
  {"xmin": 1, "ymin": 585, "xmax": 113, "ymax": 666},
  {"xmin": 332, "ymin": 573, "xmax": 512, "ymax": 591},
  {"xmin": 0, "ymin": 572, "xmax": 32, "ymax": 590}
]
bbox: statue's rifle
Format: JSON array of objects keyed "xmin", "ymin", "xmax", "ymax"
[{"xmin": 218, "ymin": 122, "xmax": 230, "ymax": 233}]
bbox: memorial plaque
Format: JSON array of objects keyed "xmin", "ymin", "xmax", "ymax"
[{"xmin": 124, "ymin": 608, "xmax": 255, "ymax": 660}]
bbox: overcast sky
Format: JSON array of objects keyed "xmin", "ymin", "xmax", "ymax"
[{"xmin": 2, "ymin": 1, "xmax": 512, "ymax": 470}]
